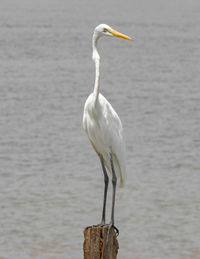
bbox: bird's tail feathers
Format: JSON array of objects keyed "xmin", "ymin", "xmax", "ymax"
[{"xmin": 113, "ymin": 154, "xmax": 126, "ymax": 188}]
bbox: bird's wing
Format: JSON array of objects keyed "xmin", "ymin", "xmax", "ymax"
[
  {"xmin": 83, "ymin": 93, "xmax": 126, "ymax": 186},
  {"xmin": 98, "ymin": 94, "xmax": 126, "ymax": 186}
]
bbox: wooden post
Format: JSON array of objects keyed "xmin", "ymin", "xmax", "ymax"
[{"xmin": 83, "ymin": 225, "xmax": 119, "ymax": 259}]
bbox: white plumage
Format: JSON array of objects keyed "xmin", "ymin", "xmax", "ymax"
[
  {"xmin": 83, "ymin": 92, "xmax": 125, "ymax": 186},
  {"xmin": 83, "ymin": 24, "xmax": 131, "ymax": 227}
]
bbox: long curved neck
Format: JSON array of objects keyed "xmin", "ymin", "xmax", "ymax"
[{"xmin": 92, "ymin": 33, "xmax": 100, "ymax": 105}]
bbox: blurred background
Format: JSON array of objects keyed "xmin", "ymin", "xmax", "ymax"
[{"xmin": 0, "ymin": 0, "xmax": 199, "ymax": 258}]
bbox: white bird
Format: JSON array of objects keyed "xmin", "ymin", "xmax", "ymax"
[{"xmin": 83, "ymin": 24, "xmax": 132, "ymax": 231}]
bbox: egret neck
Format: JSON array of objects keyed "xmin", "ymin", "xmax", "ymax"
[{"xmin": 92, "ymin": 33, "xmax": 100, "ymax": 105}]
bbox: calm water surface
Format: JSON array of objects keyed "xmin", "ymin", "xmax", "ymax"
[{"xmin": 0, "ymin": 0, "xmax": 200, "ymax": 258}]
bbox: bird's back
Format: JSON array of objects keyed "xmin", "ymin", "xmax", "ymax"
[{"xmin": 83, "ymin": 92, "xmax": 126, "ymax": 186}]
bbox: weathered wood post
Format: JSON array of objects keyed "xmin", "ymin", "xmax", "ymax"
[{"xmin": 83, "ymin": 225, "xmax": 119, "ymax": 259}]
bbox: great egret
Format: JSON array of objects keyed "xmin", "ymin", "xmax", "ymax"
[{"xmin": 83, "ymin": 24, "xmax": 132, "ymax": 231}]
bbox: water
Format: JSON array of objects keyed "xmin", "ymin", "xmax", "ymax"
[{"xmin": 0, "ymin": 0, "xmax": 200, "ymax": 258}]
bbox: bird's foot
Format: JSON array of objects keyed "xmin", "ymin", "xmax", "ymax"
[
  {"xmin": 90, "ymin": 222, "xmax": 108, "ymax": 228},
  {"xmin": 113, "ymin": 225, "xmax": 119, "ymax": 236},
  {"xmin": 93, "ymin": 219, "xmax": 109, "ymax": 227},
  {"xmin": 106, "ymin": 223, "xmax": 119, "ymax": 245}
]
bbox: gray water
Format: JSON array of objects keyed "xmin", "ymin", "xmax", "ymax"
[{"xmin": 0, "ymin": 0, "xmax": 200, "ymax": 258}]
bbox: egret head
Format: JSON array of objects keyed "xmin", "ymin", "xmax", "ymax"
[
  {"xmin": 92, "ymin": 24, "xmax": 132, "ymax": 61},
  {"xmin": 94, "ymin": 24, "xmax": 132, "ymax": 41}
]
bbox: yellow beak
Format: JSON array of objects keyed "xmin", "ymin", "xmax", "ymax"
[{"xmin": 109, "ymin": 29, "xmax": 132, "ymax": 40}]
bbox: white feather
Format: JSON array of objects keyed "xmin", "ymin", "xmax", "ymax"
[{"xmin": 83, "ymin": 92, "xmax": 126, "ymax": 186}]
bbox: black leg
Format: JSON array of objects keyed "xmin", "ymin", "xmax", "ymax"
[
  {"xmin": 110, "ymin": 153, "xmax": 117, "ymax": 226},
  {"xmin": 106, "ymin": 153, "xmax": 118, "ymax": 245},
  {"xmin": 100, "ymin": 157, "xmax": 109, "ymax": 225}
]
